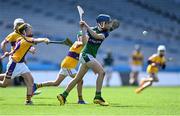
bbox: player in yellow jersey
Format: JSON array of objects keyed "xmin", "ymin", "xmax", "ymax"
[
  {"xmin": 135, "ymin": 45, "xmax": 166, "ymax": 93},
  {"xmin": 1, "ymin": 18, "xmax": 24, "ymax": 52},
  {"xmin": 36, "ymin": 32, "xmax": 87, "ymax": 104},
  {"xmin": 0, "ymin": 18, "xmax": 36, "ymax": 79},
  {"xmin": 0, "ymin": 18, "xmax": 39, "ymax": 95},
  {"xmin": 0, "ymin": 23, "xmax": 49, "ymax": 105},
  {"xmin": 129, "ymin": 45, "xmax": 144, "ymax": 85},
  {"xmin": 0, "ymin": 18, "xmax": 25, "ymax": 81}
]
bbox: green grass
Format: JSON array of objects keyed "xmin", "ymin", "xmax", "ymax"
[{"xmin": 0, "ymin": 86, "xmax": 180, "ymax": 115}]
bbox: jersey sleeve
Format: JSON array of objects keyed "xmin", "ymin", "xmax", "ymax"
[
  {"xmin": 101, "ymin": 31, "xmax": 109, "ymax": 38},
  {"xmin": 26, "ymin": 37, "xmax": 36, "ymax": 45},
  {"xmin": 5, "ymin": 33, "xmax": 15, "ymax": 42},
  {"xmin": 148, "ymin": 54, "xmax": 156, "ymax": 61}
]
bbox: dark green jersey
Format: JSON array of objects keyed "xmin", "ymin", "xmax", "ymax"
[{"xmin": 81, "ymin": 27, "xmax": 109, "ymax": 57}]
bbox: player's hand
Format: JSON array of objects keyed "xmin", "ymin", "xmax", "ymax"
[
  {"xmin": 44, "ymin": 38, "xmax": 50, "ymax": 44},
  {"xmin": 74, "ymin": 41, "xmax": 83, "ymax": 48},
  {"xmin": 4, "ymin": 52, "xmax": 10, "ymax": 57},
  {"xmin": 80, "ymin": 21, "xmax": 85, "ymax": 29},
  {"xmin": 151, "ymin": 63, "xmax": 156, "ymax": 67},
  {"xmin": 0, "ymin": 52, "xmax": 10, "ymax": 60},
  {"xmin": 80, "ymin": 21, "xmax": 88, "ymax": 28},
  {"xmin": 29, "ymin": 47, "xmax": 36, "ymax": 54}
]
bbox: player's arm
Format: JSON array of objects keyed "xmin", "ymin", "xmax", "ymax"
[
  {"xmin": 80, "ymin": 21, "xmax": 105, "ymax": 40},
  {"xmin": 148, "ymin": 54, "xmax": 158, "ymax": 66},
  {"xmin": 1, "ymin": 33, "xmax": 15, "ymax": 53},
  {"xmin": 147, "ymin": 56, "xmax": 157, "ymax": 67},
  {"xmin": 161, "ymin": 59, "xmax": 166, "ymax": 70},
  {"xmin": 78, "ymin": 35, "xmax": 88, "ymax": 45},
  {"xmin": 161, "ymin": 63, "xmax": 166, "ymax": 69},
  {"xmin": 74, "ymin": 41, "xmax": 83, "ymax": 48},
  {"xmin": 1, "ymin": 39, "xmax": 8, "ymax": 53},
  {"xmin": 6, "ymin": 41, "xmax": 21, "ymax": 56},
  {"xmin": 79, "ymin": 22, "xmax": 89, "ymax": 44},
  {"xmin": 148, "ymin": 59, "xmax": 160, "ymax": 67},
  {"xmin": 33, "ymin": 38, "xmax": 50, "ymax": 44}
]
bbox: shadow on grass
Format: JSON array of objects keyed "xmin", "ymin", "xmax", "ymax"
[
  {"xmin": 34, "ymin": 103, "xmax": 59, "ymax": 106},
  {"xmin": 110, "ymin": 103, "xmax": 151, "ymax": 108},
  {"xmin": 0, "ymin": 98, "xmax": 4, "ymax": 101},
  {"xmin": 34, "ymin": 97, "xmax": 55, "ymax": 100}
]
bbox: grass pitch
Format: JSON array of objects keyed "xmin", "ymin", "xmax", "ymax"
[{"xmin": 0, "ymin": 86, "xmax": 180, "ymax": 115}]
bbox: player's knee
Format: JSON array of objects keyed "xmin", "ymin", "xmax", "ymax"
[
  {"xmin": 97, "ymin": 70, "xmax": 105, "ymax": 80},
  {"xmin": 53, "ymin": 81, "xmax": 60, "ymax": 86},
  {"xmin": 100, "ymin": 70, "xmax": 105, "ymax": 77},
  {"xmin": 78, "ymin": 80, "xmax": 83, "ymax": 85},
  {"xmin": 149, "ymin": 82, "xmax": 153, "ymax": 86}
]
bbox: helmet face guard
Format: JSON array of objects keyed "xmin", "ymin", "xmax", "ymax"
[{"xmin": 17, "ymin": 23, "xmax": 33, "ymax": 37}]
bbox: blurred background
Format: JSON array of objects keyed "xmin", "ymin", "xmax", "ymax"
[{"xmin": 0, "ymin": 0, "xmax": 180, "ymax": 86}]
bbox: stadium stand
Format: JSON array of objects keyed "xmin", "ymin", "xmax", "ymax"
[{"xmin": 0, "ymin": 0, "xmax": 180, "ymax": 71}]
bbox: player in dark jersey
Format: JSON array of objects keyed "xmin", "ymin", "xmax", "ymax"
[{"xmin": 57, "ymin": 14, "xmax": 119, "ymax": 106}]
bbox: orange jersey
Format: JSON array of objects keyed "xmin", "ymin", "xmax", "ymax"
[
  {"xmin": 147, "ymin": 54, "xmax": 166, "ymax": 74},
  {"xmin": 61, "ymin": 41, "xmax": 83, "ymax": 69},
  {"xmin": 5, "ymin": 31, "xmax": 22, "ymax": 50},
  {"xmin": 131, "ymin": 51, "xmax": 143, "ymax": 65},
  {"xmin": 11, "ymin": 37, "xmax": 34, "ymax": 63}
]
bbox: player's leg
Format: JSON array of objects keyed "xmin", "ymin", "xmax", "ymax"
[
  {"xmin": 135, "ymin": 79, "xmax": 152, "ymax": 93},
  {"xmin": 129, "ymin": 65, "xmax": 140, "ymax": 85},
  {"xmin": 129, "ymin": 65, "xmax": 135, "ymax": 84},
  {"xmin": 86, "ymin": 59, "xmax": 109, "ymax": 106},
  {"xmin": 87, "ymin": 60, "xmax": 105, "ymax": 93},
  {"xmin": 106, "ymin": 74, "xmax": 111, "ymax": 87},
  {"xmin": 0, "ymin": 60, "xmax": 16, "ymax": 87},
  {"xmin": 129, "ymin": 71, "xmax": 135, "ymax": 84},
  {"xmin": 57, "ymin": 64, "xmax": 88, "ymax": 105},
  {"xmin": 37, "ymin": 74, "xmax": 66, "ymax": 88},
  {"xmin": 0, "ymin": 76, "xmax": 11, "ymax": 87},
  {"xmin": 18, "ymin": 62, "xmax": 34, "ymax": 105},
  {"xmin": 77, "ymin": 80, "xmax": 85, "ymax": 102},
  {"xmin": 0, "ymin": 73, "xmax": 6, "ymax": 81},
  {"xmin": 135, "ymin": 73, "xmax": 157, "ymax": 93},
  {"xmin": 21, "ymin": 72, "xmax": 34, "ymax": 105},
  {"xmin": 68, "ymin": 69, "xmax": 86, "ymax": 104},
  {"xmin": 105, "ymin": 67, "xmax": 112, "ymax": 87},
  {"xmin": 134, "ymin": 71, "xmax": 139, "ymax": 85}
]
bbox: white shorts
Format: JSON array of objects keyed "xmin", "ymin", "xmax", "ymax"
[
  {"xmin": 79, "ymin": 53, "xmax": 95, "ymax": 64},
  {"xmin": 148, "ymin": 73, "xmax": 159, "ymax": 82},
  {"xmin": 131, "ymin": 65, "xmax": 142, "ymax": 72},
  {"xmin": 59, "ymin": 68, "xmax": 77, "ymax": 77},
  {"xmin": 6, "ymin": 59, "xmax": 31, "ymax": 79}
]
